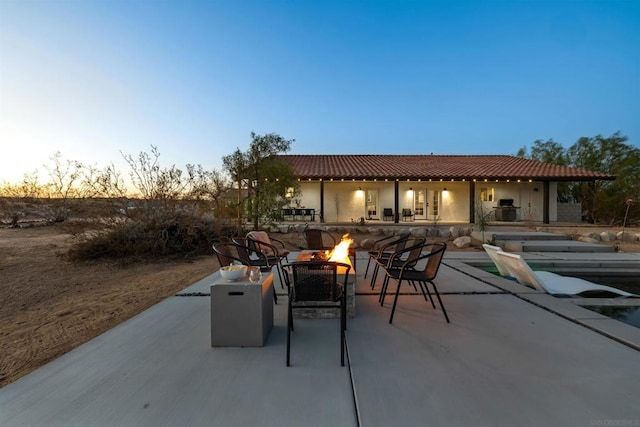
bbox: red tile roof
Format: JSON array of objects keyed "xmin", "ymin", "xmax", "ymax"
[{"xmin": 277, "ymin": 155, "xmax": 615, "ymax": 181}]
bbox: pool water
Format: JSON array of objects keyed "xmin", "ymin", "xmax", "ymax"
[
  {"xmin": 483, "ymin": 267, "xmax": 640, "ymax": 328},
  {"xmin": 581, "ymin": 305, "xmax": 640, "ymax": 329}
]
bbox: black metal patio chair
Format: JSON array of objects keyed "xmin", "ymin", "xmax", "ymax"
[
  {"xmin": 379, "ymin": 242, "xmax": 449, "ymax": 324},
  {"xmin": 282, "ymin": 261, "xmax": 351, "ymax": 367},
  {"xmin": 367, "ymin": 234, "xmax": 412, "ymax": 290},
  {"xmin": 382, "ymin": 208, "xmax": 394, "ymax": 221},
  {"xmin": 373, "ymin": 237, "xmax": 426, "ymax": 299}
]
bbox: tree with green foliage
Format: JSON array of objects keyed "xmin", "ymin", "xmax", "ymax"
[
  {"xmin": 568, "ymin": 132, "xmax": 640, "ymax": 225},
  {"xmin": 222, "ymin": 132, "xmax": 297, "ymax": 231},
  {"xmin": 518, "ymin": 139, "xmax": 572, "ymax": 202},
  {"xmin": 519, "ymin": 131, "xmax": 640, "ymax": 225}
]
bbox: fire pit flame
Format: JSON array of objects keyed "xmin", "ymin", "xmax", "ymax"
[{"xmin": 327, "ymin": 234, "xmax": 354, "ymax": 263}]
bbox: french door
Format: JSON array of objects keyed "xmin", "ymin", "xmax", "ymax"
[{"xmin": 366, "ymin": 190, "xmax": 378, "ymax": 219}]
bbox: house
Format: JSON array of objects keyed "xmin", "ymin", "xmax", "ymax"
[{"xmin": 277, "ymin": 154, "xmax": 615, "ymax": 224}]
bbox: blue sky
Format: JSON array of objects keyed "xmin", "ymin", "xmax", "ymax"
[{"xmin": 1, "ymin": 0, "xmax": 638, "ymax": 183}]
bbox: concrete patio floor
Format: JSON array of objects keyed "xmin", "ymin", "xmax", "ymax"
[{"xmin": 1, "ymin": 252, "xmax": 639, "ymax": 426}]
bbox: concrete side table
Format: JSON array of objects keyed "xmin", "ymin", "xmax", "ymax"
[{"xmin": 210, "ymin": 273, "xmax": 273, "ymax": 347}]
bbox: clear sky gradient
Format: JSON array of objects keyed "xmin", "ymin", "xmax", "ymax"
[{"xmin": 1, "ymin": 0, "xmax": 638, "ymax": 183}]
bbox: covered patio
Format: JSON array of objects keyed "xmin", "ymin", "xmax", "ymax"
[
  {"xmin": 1, "ymin": 251, "xmax": 638, "ymax": 426},
  {"xmin": 278, "ymin": 154, "xmax": 615, "ymax": 225}
]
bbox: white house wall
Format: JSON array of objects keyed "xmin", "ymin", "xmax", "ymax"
[{"xmin": 296, "ymin": 180, "xmax": 558, "ymax": 223}]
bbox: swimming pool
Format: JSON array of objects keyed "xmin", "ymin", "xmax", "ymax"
[
  {"xmin": 581, "ymin": 305, "xmax": 640, "ymax": 329},
  {"xmin": 482, "ymin": 266, "xmax": 640, "ymax": 328}
]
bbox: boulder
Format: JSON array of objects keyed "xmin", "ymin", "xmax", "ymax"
[
  {"xmin": 368, "ymin": 227, "xmax": 384, "ymax": 235},
  {"xmin": 577, "ymin": 236, "xmax": 600, "ymax": 244},
  {"xmin": 599, "ymin": 231, "xmax": 616, "ymax": 242},
  {"xmin": 452, "ymin": 236, "xmax": 471, "ymax": 248},
  {"xmin": 359, "ymin": 238, "xmax": 376, "ymax": 250},
  {"xmin": 617, "ymin": 231, "xmax": 637, "ymax": 242},
  {"xmin": 581, "ymin": 232, "xmax": 600, "ymax": 241},
  {"xmin": 427, "ymin": 227, "xmax": 440, "ymax": 237},
  {"xmin": 409, "ymin": 227, "xmax": 426, "ymax": 237}
]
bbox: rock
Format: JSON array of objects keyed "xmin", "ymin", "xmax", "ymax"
[
  {"xmin": 427, "ymin": 227, "xmax": 440, "ymax": 237},
  {"xmin": 290, "ymin": 224, "xmax": 306, "ymax": 233},
  {"xmin": 409, "ymin": 227, "xmax": 426, "ymax": 237},
  {"xmin": 577, "ymin": 236, "xmax": 599, "ymax": 244},
  {"xmin": 277, "ymin": 224, "xmax": 290, "ymax": 233},
  {"xmin": 452, "ymin": 236, "xmax": 471, "ymax": 248},
  {"xmin": 600, "ymin": 231, "xmax": 616, "ymax": 242},
  {"xmin": 359, "ymin": 238, "xmax": 376, "ymax": 250},
  {"xmin": 617, "ymin": 231, "xmax": 637, "ymax": 242},
  {"xmin": 368, "ymin": 227, "xmax": 384, "ymax": 235},
  {"xmin": 581, "ymin": 232, "xmax": 600, "ymax": 241},
  {"xmin": 449, "ymin": 226, "xmax": 463, "ymax": 238}
]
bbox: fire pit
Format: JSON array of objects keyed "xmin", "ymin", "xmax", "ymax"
[{"xmin": 310, "ymin": 251, "xmax": 328, "ymax": 261}]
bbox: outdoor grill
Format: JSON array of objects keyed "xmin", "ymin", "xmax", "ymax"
[{"xmin": 494, "ymin": 199, "xmax": 519, "ymax": 221}]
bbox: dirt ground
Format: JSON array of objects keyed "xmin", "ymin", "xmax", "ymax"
[{"xmin": 1, "ymin": 223, "xmax": 638, "ymax": 387}]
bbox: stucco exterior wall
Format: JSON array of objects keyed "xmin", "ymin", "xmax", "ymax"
[{"xmin": 295, "ymin": 179, "xmax": 559, "ymax": 223}]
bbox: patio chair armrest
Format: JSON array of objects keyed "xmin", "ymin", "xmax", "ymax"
[
  {"xmin": 268, "ymin": 236, "xmax": 287, "ymax": 249},
  {"xmin": 384, "ymin": 240, "xmax": 425, "ymax": 267}
]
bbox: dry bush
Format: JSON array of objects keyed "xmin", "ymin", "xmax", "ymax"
[{"xmin": 67, "ymin": 210, "xmax": 235, "ymax": 262}]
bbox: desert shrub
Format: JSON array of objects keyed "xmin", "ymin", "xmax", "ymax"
[{"xmin": 67, "ymin": 211, "xmax": 236, "ymax": 262}]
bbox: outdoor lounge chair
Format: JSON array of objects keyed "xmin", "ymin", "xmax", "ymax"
[
  {"xmin": 482, "ymin": 244, "xmax": 513, "ymax": 277},
  {"xmin": 282, "ymin": 261, "xmax": 350, "ymax": 367},
  {"xmin": 484, "ymin": 244, "xmax": 636, "ymax": 297}
]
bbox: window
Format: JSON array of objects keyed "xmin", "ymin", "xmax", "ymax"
[
  {"xmin": 480, "ymin": 187, "xmax": 494, "ymax": 202},
  {"xmin": 285, "ymin": 187, "xmax": 294, "ymax": 199}
]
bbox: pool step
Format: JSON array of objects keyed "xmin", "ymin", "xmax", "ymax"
[{"xmin": 479, "ymin": 231, "xmax": 616, "ymax": 253}]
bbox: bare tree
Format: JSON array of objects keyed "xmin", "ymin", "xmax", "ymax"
[
  {"xmin": 121, "ymin": 145, "xmax": 187, "ymax": 213},
  {"xmin": 44, "ymin": 152, "xmax": 85, "ymax": 221}
]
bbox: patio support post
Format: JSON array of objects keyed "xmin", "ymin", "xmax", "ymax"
[
  {"xmin": 320, "ymin": 180, "xmax": 325, "ymax": 223},
  {"xmin": 469, "ymin": 180, "xmax": 476, "ymax": 223},
  {"xmin": 394, "ymin": 180, "xmax": 399, "ymax": 223},
  {"xmin": 543, "ymin": 181, "xmax": 550, "ymax": 224}
]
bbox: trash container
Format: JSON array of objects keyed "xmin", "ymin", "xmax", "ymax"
[{"xmin": 210, "ymin": 273, "xmax": 274, "ymax": 347}]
